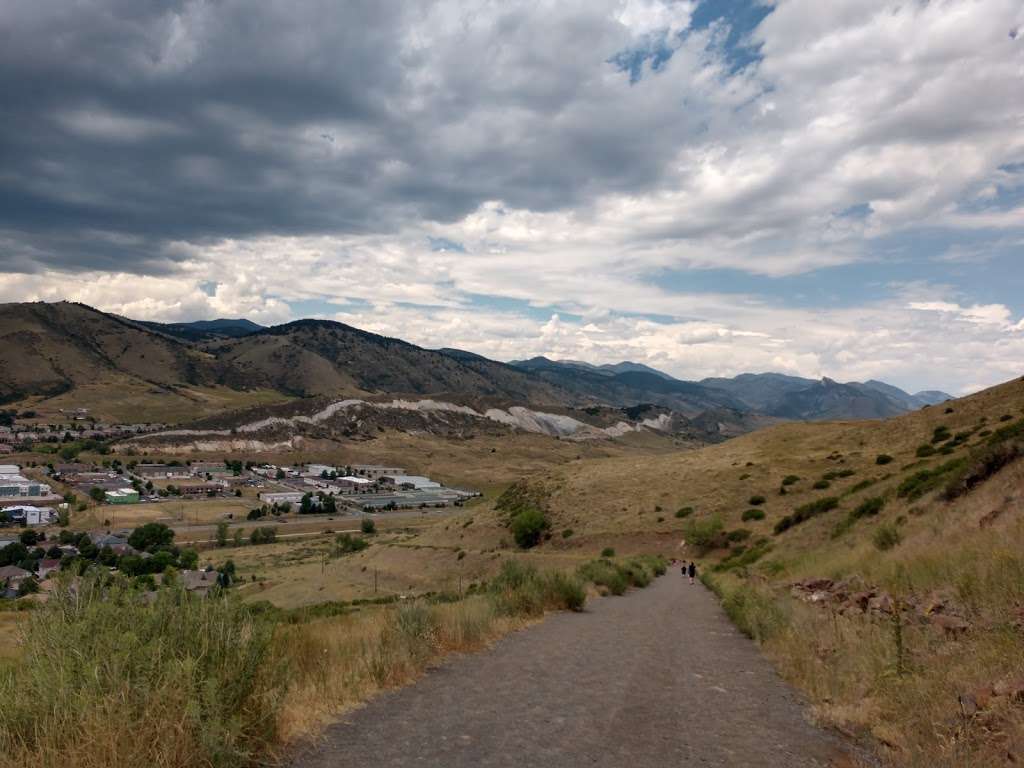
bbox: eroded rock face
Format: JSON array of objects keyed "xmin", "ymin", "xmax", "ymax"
[{"xmin": 789, "ymin": 578, "xmax": 972, "ymax": 631}]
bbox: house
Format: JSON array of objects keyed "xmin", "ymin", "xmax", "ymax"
[
  {"xmin": 258, "ymin": 491, "xmax": 304, "ymax": 505},
  {"xmin": 37, "ymin": 558, "xmax": 61, "ymax": 579},
  {"xmin": 181, "ymin": 569, "xmax": 219, "ymax": 598},
  {"xmin": 2, "ymin": 505, "xmax": 56, "ymax": 525},
  {"xmin": 382, "ymin": 475, "xmax": 442, "ymax": 490},
  {"xmin": 0, "ymin": 565, "xmax": 31, "ymax": 596},
  {"xmin": 350, "ymin": 464, "xmax": 406, "ymax": 479},
  {"xmin": 90, "ymin": 533, "xmax": 129, "ymax": 549}
]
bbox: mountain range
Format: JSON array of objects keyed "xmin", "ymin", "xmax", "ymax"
[{"xmin": 0, "ymin": 302, "xmax": 950, "ymax": 426}]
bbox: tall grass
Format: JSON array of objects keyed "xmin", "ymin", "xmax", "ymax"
[
  {"xmin": 0, "ymin": 553, "xmax": 667, "ymax": 766},
  {"xmin": 0, "ymin": 575, "xmax": 282, "ymax": 768}
]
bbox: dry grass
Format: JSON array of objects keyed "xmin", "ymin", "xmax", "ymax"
[
  {"xmin": 275, "ymin": 597, "xmax": 520, "ymax": 743},
  {"xmin": 0, "ymin": 558, "xmax": 601, "ymax": 768},
  {"xmin": 14, "ymin": 381, "xmax": 291, "ymax": 424}
]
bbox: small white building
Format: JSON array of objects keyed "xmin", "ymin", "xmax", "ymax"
[{"xmin": 1, "ymin": 505, "xmax": 55, "ymax": 525}]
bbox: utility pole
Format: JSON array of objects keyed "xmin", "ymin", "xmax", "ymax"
[{"xmin": 374, "ymin": 568, "xmax": 378, "ymax": 594}]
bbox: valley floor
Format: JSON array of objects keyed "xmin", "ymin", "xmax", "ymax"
[{"xmin": 293, "ymin": 573, "xmax": 855, "ymax": 768}]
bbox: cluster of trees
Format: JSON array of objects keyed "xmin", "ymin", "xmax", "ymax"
[
  {"xmin": 215, "ymin": 521, "xmax": 278, "ymax": 548},
  {"xmin": 246, "ymin": 501, "xmax": 293, "ymax": 520},
  {"xmin": 0, "ymin": 523, "xmax": 200, "ymax": 588},
  {"xmin": 299, "ymin": 491, "xmax": 338, "ymax": 515}
]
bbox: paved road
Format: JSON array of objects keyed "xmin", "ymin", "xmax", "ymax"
[{"xmin": 294, "ymin": 572, "xmax": 855, "ymax": 768}]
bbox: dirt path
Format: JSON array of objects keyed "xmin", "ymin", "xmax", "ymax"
[{"xmin": 294, "ymin": 572, "xmax": 856, "ymax": 767}]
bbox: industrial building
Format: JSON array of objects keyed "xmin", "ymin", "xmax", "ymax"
[{"xmin": 0, "ymin": 465, "xmax": 52, "ymax": 498}]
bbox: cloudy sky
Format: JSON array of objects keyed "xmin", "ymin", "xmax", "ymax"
[{"xmin": 1, "ymin": 0, "xmax": 1022, "ymax": 394}]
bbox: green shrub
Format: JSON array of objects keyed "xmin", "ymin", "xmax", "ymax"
[
  {"xmin": 931, "ymin": 425, "xmax": 952, "ymax": 443},
  {"xmin": 875, "ymin": 454, "xmax": 894, "ymax": 465},
  {"xmin": 916, "ymin": 443, "xmax": 936, "ymax": 458},
  {"xmin": 335, "ymin": 532, "xmax": 369, "ymax": 554},
  {"xmin": 561, "ymin": 528, "xmax": 573, "ymax": 539},
  {"xmin": 898, "ymin": 458, "xmax": 967, "ymax": 501},
  {"xmin": 713, "ymin": 538, "xmax": 772, "ymax": 572},
  {"xmin": 620, "ymin": 559, "xmax": 651, "ymax": 588},
  {"xmin": 748, "ymin": 495, "xmax": 766, "ymax": 506},
  {"xmin": 675, "ymin": 506, "xmax": 694, "ymax": 518},
  {"xmin": 703, "ymin": 574, "xmax": 787, "ymax": 642},
  {"xmin": 683, "ymin": 515, "xmax": 725, "ymax": 555},
  {"xmin": 600, "ymin": 547, "xmax": 615, "ymax": 558},
  {"xmin": 741, "ymin": 508, "xmax": 766, "ymax": 522},
  {"xmin": 510, "ymin": 508, "xmax": 550, "ymax": 549},
  {"xmin": 852, "ymin": 496, "xmax": 885, "ymax": 518},
  {"xmin": 577, "ymin": 559, "xmax": 629, "ymax": 596},
  {"xmin": 872, "ymin": 523, "xmax": 902, "ymax": 551},
  {"xmin": 727, "ymin": 528, "xmax": 751, "ymax": 542},
  {"xmin": 831, "ymin": 496, "xmax": 885, "ymax": 538},
  {"xmin": 774, "ymin": 497, "xmax": 839, "ymax": 534},
  {"xmin": 541, "ymin": 571, "xmax": 587, "ymax": 612},
  {"xmin": 843, "ymin": 478, "xmax": 878, "ymax": 496},
  {"xmin": 249, "ymin": 526, "xmax": 277, "ymax": 545},
  {"xmin": 781, "ymin": 475, "xmax": 800, "ymax": 486},
  {"xmin": 360, "ymin": 517, "xmax": 377, "ymax": 534},
  {"xmin": 822, "ymin": 469, "xmax": 855, "ymax": 480},
  {"xmin": 488, "ymin": 561, "xmax": 586, "ymax": 615},
  {"xmin": 941, "ymin": 440, "xmax": 1023, "ymax": 501},
  {"xmin": 812, "ymin": 479, "xmax": 830, "ymax": 489}
]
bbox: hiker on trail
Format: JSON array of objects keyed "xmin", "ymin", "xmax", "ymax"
[{"xmin": 687, "ymin": 561, "xmax": 696, "ymax": 585}]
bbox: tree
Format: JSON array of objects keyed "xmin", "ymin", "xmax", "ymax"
[
  {"xmin": 19, "ymin": 529, "xmax": 40, "ymax": 547},
  {"xmin": 45, "ymin": 545, "xmax": 62, "ymax": 559},
  {"xmin": 250, "ymin": 527, "xmax": 277, "ymax": 545},
  {"xmin": 217, "ymin": 560, "xmax": 236, "ymax": 587},
  {"xmin": 215, "ymin": 521, "xmax": 229, "ymax": 548},
  {"xmin": 275, "ymin": 468, "xmax": 286, "ymax": 480},
  {"xmin": 128, "ymin": 523, "xmax": 175, "ymax": 552},
  {"xmin": 0, "ymin": 542, "xmax": 28, "ymax": 567},
  {"xmin": 178, "ymin": 548, "xmax": 199, "ymax": 570},
  {"xmin": 89, "ymin": 486, "xmax": 106, "ymax": 503},
  {"xmin": 300, "ymin": 493, "xmax": 314, "ymax": 515},
  {"xmin": 360, "ymin": 517, "xmax": 376, "ymax": 535},
  {"xmin": 322, "ymin": 494, "xmax": 337, "ymax": 515}
]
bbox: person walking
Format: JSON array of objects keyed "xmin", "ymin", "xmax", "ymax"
[{"xmin": 687, "ymin": 561, "xmax": 696, "ymax": 585}]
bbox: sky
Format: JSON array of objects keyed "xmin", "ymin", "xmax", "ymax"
[{"xmin": 1, "ymin": 0, "xmax": 1022, "ymax": 395}]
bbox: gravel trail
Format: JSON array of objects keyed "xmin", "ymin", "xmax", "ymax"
[{"xmin": 294, "ymin": 571, "xmax": 855, "ymax": 767}]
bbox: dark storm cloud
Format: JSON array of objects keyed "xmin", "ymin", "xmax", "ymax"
[{"xmin": 0, "ymin": 0, "xmax": 712, "ymax": 274}]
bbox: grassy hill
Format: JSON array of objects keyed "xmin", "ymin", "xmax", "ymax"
[
  {"xmin": 0, "ymin": 302, "xmax": 289, "ymax": 422},
  {"xmin": 425, "ymin": 375, "xmax": 1024, "ymax": 766},
  {"xmin": 202, "ymin": 319, "xmax": 571, "ymax": 403}
]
